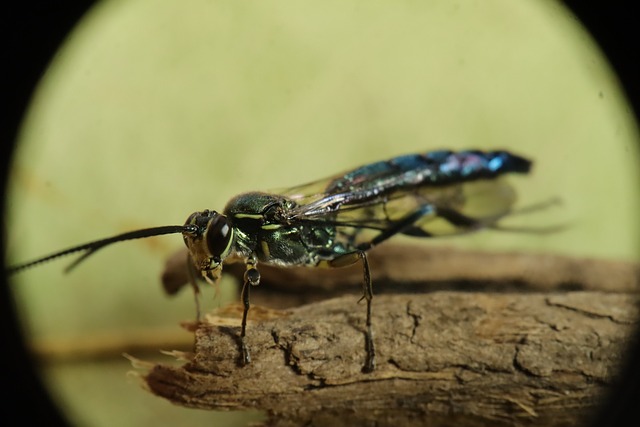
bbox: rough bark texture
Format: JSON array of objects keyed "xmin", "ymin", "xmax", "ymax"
[{"xmin": 144, "ymin": 249, "xmax": 640, "ymax": 427}]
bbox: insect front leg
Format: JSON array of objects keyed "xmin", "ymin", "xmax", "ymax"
[
  {"xmin": 329, "ymin": 250, "xmax": 375, "ymax": 373},
  {"xmin": 186, "ymin": 254, "xmax": 202, "ymax": 322},
  {"xmin": 240, "ymin": 258, "xmax": 260, "ymax": 365}
]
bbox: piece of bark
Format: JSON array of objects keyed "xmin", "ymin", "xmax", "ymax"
[{"xmin": 142, "ymin": 291, "xmax": 639, "ymax": 427}]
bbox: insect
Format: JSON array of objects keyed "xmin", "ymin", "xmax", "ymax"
[{"xmin": 7, "ymin": 149, "xmax": 533, "ymax": 373}]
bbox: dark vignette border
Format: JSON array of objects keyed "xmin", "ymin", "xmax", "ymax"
[
  {"xmin": 0, "ymin": 2, "xmax": 637, "ymax": 426},
  {"xmin": 2, "ymin": 4, "xmax": 97, "ymax": 425}
]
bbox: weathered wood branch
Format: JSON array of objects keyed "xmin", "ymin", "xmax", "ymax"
[
  {"xmin": 140, "ymin": 248, "xmax": 640, "ymax": 426},
  {"xmin": 142, "ymin": 289, "xmax": 638, "ymax": 427}
]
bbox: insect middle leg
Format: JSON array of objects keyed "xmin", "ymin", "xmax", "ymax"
[
  {"xmin": 335, "ymin": 204, "xmax": 438, "ymax": 372},
  {"xmin": 329, "ymin": 250, "xmax": 375, "ymax": 373}
]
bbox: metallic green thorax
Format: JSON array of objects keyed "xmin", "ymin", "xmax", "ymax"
[{"xmin": 224, "ymin": 191, "xmax": 345, "ymax": 267}]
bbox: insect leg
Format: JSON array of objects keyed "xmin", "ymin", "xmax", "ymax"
[
  {"xmin": 328, "ymin": 250, "xmax": 375, "ymax": 373},
  {"xmin": 360, "ymin": 251, "xmax": 375, "ymax": 373},
  {"xmin": 357, "ymin": 204, "xmax": 436, "ymax": 250},
  {"xmin": 330, "ymin": 205, "xmax": 442, "ymax": 372},
  {"xmin": 435, "ymin": 206, "xmax": 490, "ymax": 230},
  {"xmin": 240, "ymin": 261, "xmax": 260, "ymax": 365},
  {"xmin": 434, "ymin": 206, "xmax": 526, "ymax": 233},
  {"xmin": 186, "ymin": 253, "xmax": 202, "ymax": 322}
]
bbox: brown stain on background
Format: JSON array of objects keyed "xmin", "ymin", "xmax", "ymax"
[{"xmin": 11, "ymin": 165, "xmax": 68, "ymax": 208}]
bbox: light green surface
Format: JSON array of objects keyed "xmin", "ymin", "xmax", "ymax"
[
  {"xmin": 5, "ymin": 1, "xmax": 639, "ymax": 426},
  {"xmin": 45, "ymin": 358, "xmax": 264, "ymax": 427}
]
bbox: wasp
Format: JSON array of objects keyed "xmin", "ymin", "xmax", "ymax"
[{"xmin": 7, "ymin": 149, "xmax": 534, "ymax": 372}]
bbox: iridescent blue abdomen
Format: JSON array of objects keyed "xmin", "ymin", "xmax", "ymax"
[{"xmin": 327, "ymin": 150, "xmax": 531, "ymax": 194}]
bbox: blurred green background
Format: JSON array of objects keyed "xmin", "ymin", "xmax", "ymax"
[{"xmin": 5, "ymin": 0, "xmax": 639, "ymax": 426}]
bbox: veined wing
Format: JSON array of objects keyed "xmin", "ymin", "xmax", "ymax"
[
  {"xmin": 274, "ymin": 150, "xmax": 527, "ymax": 241},
  {"xmin": 286, "ymin": 179, "xmax": 519, "ymax": 248},
  {"xmin": 281, "ymin": 150, "xmax": 529, "ymax": 219}
]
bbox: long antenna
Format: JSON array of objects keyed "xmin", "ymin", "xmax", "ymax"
[{"xmin": 6, "ymin": 225, "xmax": 197, "ymax": 275}]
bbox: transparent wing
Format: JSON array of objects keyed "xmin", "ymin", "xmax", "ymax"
[
  {"xmin": 406, "ymin": 179, "xmax": 517, "ymax": 238},
  {"xmin": 270, "ymin": 150, "xmax": 529, "ymax": 249},
  {"xmin": 277, "ymin": 178, "xmax": 519, "ymax": 248}
]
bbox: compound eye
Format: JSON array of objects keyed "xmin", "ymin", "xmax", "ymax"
[{"xmin": 205, "ymin": 215, "xmax": 232, "ymax": 260}]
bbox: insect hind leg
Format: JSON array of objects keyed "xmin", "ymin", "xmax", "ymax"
[
  {"xmin": 438, "ymin": 198, "xmax": 565, "ymax": 235},
  {"xmin": 357, "ymin": 204, "xmax": 437, "ymax": 250},
  {"xmin": 420, "ymin": 206, "xmax": 515, "ymax": 236},
  {"xmin": 489, "ymin": 197, "xmax": 567, "ymax": 234}
]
